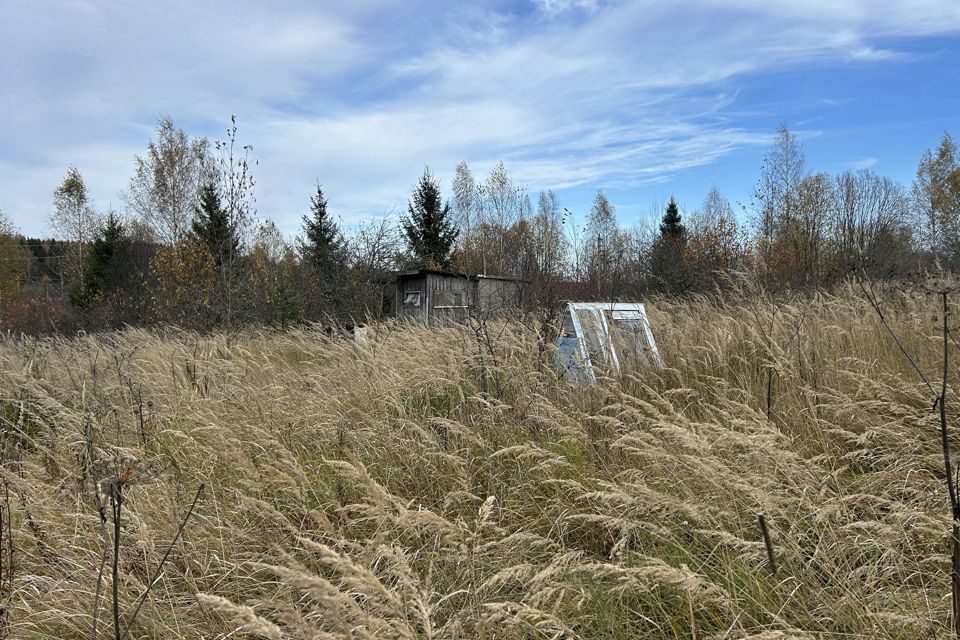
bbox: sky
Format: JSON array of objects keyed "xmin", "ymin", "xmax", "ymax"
[{"xmin": 1, "ymin": 0, "xmax": 958, "ymax": 239}]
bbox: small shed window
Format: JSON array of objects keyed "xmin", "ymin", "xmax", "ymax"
[
  {"xmin": 433, "ymin": 290, "xmax": 470, "ymax": 308},
  {"xmin": 403, "ymin": 291, "xmax": 422, "ymax": 307}
]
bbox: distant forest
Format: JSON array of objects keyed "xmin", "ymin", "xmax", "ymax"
[{"xmin": 0, "ymin": 116, "xmax": 958, "ymax": 334}]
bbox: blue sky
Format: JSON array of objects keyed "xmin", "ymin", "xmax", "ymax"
[{"xmin": 1, "ymin": 0, "xmax": 958, "ymax": 238}]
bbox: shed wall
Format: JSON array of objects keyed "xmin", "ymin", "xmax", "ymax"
[
  {"xmin": 428, "ymin": 273, "xmax": 472, "ymax": 323},
  {"xmin": 396, "ymin": 275, "xmax": 428, "ymax": 321},
  {"xmin": 475, "ymin": 278, "xmax": 522, "ymax": 313}
]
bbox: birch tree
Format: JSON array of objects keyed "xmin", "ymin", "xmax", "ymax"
[
  {"xmin": 50, "ymin": 167, "xmax": 102, "ymax": 290},
  {"xmin": 913, "ymin": 132, "xmax": 960, "ymax": 265},
  {"xmin": 125, "ymin": 116, "xmax": 208, "ymax": 250},
  {"xmin": 754, "ymin": 123, "xmax": 806, "ymax": 264}
]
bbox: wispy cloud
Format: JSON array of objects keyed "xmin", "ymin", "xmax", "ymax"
[
  {"xmin": 532, "ymin": 0, "xmax": 602, "ymax": 15},
  {"xmin": 848, "ymin": 47, "xmax": 903, "ymax": 61},
  {"xmin": 847, "ymin": 157, "xmax": 879, "ymax": 169},
  {"xmin": 1, "ymin": 0, "xmax": 958, "ymax": 235}
]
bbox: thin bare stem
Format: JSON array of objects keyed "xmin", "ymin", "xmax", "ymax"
[
  {"xmin": 941, "ymin": 292, "xmax": 958, "ymax": 517},
  {"xmin": 0, "ymin": 476, "xmax": 10, "ymax": 638},
  {"xmin": 858, "ymin": 276, "xmax": 936, "ymax": 400},
  {"xmin": 954, "ymin": 524, "xmax": 960, "ymax": 639},
  {"xmin": 120, "ymin": 483, "xmax": 205, "ymax": 640},
  {"xmin": 941, "ymin": 292, "xmax": 960, "ymax": 639},
  {"xmin": 111, "ymin": 485, "xmax": 122, "ymax": 640},
  {"xmin": 757, "ymin": 512, "xmax": 777, "ymax": 575},
  {"xmin": 86, "ymin": 423, "xmax": 107, "ymax": 640}
]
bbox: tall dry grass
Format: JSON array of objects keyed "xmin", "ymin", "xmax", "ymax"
[{"xmin": 0, "ymin": 283, "xmax": 956, "ymax": 638}]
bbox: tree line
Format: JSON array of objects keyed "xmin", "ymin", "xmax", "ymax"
[{"xmin": 0, "ymin": 117, "xmax": 958, "ymax": 334}]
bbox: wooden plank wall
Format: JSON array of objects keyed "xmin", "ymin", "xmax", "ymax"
[
  {"xmin": 396, "ymin": 275, "xmax": 428, "ymax": 322},
  {"xmin": 428, "ymin": 273, "xmax": 471, "ymax": 323},
  {"xmin": 476, "ymin": 278, "xmax": 521, "ymax": 312}
]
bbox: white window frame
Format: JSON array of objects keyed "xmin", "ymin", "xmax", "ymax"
[{"xmin": 562, "ymin": 302, "xmax": 662, "ymax": 383}]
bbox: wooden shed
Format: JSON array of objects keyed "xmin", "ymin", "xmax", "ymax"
[{"xmin": 387, "ymin": 269, "xmax": 524, "ymax": 323}]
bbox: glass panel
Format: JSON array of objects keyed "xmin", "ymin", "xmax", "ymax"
[
  {"xmin": 554, "ymin": 336, "xmax": 592, "ymax": 383},
  {"xmin": 403, "ymin": 291, "xmax": 421, "ymax": 307},
  {"xmin": 433, "ymin": 289, "xmax": 470, "ymax": 308},
  {"xmin": 575, "ymin": 307, "xmax": 610, "ymax": 367},
  {"xmin": 612, "ymin": 309, "xmax": 641, "ymax": 321},
  {"xmin": 607, "ymin": 312, "xmax": 655, "ymax": 369}
]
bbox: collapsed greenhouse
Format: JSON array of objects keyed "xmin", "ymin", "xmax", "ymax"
[{"xmin": 554, "ymin": 302, "xmax": 662, "ymax": 383}]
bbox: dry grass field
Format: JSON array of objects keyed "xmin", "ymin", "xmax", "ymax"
[{"xmin": 0, "ymin": 285, "xmax": 957, "ymax": 638}]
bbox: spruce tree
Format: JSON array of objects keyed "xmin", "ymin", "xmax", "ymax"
[
  {"xmin": 659, "ymin": 197, "xmax": 685, "ymax": 237},
  {"xmin": 192, "ymin": 182, "xmax": 238, "ymax": 268},
  {"xmin": 298, "ymin": 183, "xmax": 347, "ymax": 275},
  {"xmin": 402, "ymin": 168, "xmax": 458, "ymax": 268},
  {"xmin": 74, "ymin": 213, "xmax": 125, "ymax": 307},
  {"xmin": 296, "ymin": 183, "xmax": 348, "ymax": 318},
  {"xmin": 650, "ymin": 197, "xmax": 688, "ymax": 294}
]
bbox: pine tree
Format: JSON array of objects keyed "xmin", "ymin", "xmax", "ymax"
[
  {"xmin": 74, "ymin": 213, "xmax": 125, "ymax": 307},
  {"xmin": 298, "ymin": 183, "xmax": 347, "ymax": 274},
  {"xmin": 402, "ymin": 168, "xmax": 458, "ymax": 268},
  {"xmin": 191, "ymin": 182, "xmax": 239, "ymax": 268},
  {"xmin": 660, "ymin": 197, "xmax": 686, "ymax": 237}
]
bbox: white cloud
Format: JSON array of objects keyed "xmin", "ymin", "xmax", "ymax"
[
  {"xmin": 1, "ymin": 0, "xmax": 958, "ymax": 236},
  {"xmin": 848, "ymin": 47, "xmax": 903, "ymax": 61},
  {"xmin": 532, "ymin": 0, "xmax": 601, "ymax": 14},
  {"xmin": 847, "ymin": 157, "xmax": 879, "ymax": 170}
]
